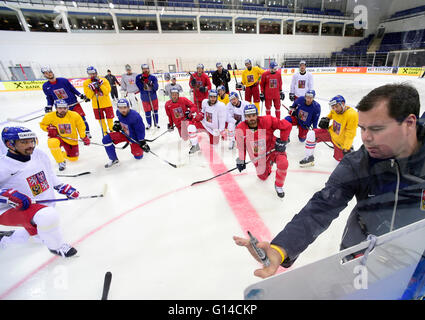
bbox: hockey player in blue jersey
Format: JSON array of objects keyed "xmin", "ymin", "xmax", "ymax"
[
  {"xmin": 102, "ymin": 98, "xmax": 150, "ymax": 168},
  {"xmin": 41, "ymin": 66, "xmax": 92, "ymax": 138},
  {"xmin": 135, "ymin": 64, "xmax": 160, "ymax": 129},
  {"xmin": 284, "ymin": 90, "xmax": 321, "ymax": 142}
]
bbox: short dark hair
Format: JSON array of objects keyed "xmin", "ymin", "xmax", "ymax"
[
  {"xmin": 107, "ymin": 69, "xmax": 111, "ymax": 72},
  {"xmin": 357, "ymin": 83, "xmax": 420, "ymax": 121}
]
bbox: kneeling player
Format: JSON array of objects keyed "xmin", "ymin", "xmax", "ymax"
[
  {"xmin": 165, "ymin": 88, "xmax": 198, "ymax": 141},
  {"xmin": 299, "ymin": 95, "xmax": 358, "ymax": 167},
  {"xmin": 235, "ymin": 105, "xmax": 291, "ymax": 198},
  {"xmin": 285, "ymin": 90, "xmax": 321, "ymax": 142},
  {"xmin": 226, "ymin": 92, "xmax": 250, "ymax": 150},
  {"xmin": 186, "ymin": 89, "xmax": 227, "ymax": 154},
  {"xmin": 0, "ymin": 127, "xmax": 79, "ymax": 257},
  {"xmin": 102, "ymin": 98, "xmax": 150, "ymax": 168},
  {"xmin": 39, "ymin": 99, "xmax": 90, "ymax": 171}
]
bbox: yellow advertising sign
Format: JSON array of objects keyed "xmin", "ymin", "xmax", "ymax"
[
  {"xmin": 2, "ymin": 80, "xmax": 45, "ymax": 91},
  {"xmin": 397, "ymin": 67, "xmax": 422, "ymax": 76}
]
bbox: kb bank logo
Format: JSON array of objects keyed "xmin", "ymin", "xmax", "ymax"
[{"xmin": 354, "ymin": 5, "xmax": 368, "ymax": 30}]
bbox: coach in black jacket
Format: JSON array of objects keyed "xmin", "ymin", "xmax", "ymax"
[
  {"xmin": 234, "ymin": 83, "xmax": 425, "ymax": 276},
  {"xmin": 212, "ymin": 63, "xmax": 231, "ymax": 94}
]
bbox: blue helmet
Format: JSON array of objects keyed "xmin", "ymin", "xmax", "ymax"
[
  {"xmin": 229, "ymin": 92, "xmax": 239, "ymax": 100},
  {"xmin": 329, "ymin": 95, "xmax": 345, "ymax": 107},
  {"xmin": 208, "ymin": 89, "xmax": 218, "ymax": 97},
  {"xmin": 217, "ymin": 85, "xmax": 226, "ymax": 92},
  {"xmin": 54, "ymin": 99, "xmax": 68, "ymax": 109},
  {"xmin": 244, "ymin": 104, "xmax": 258, "ymax": 116},
  {"xmin": 41, "ymin": 65, "xmax": 52, "ymax": 74},
  {"xmin": 117, "ymin": 98, "xmax": 130, "ymax": 108},
  {"xmin": 196, "ymin": 63, "xmax": 204, "ymax": 70},
  {"xmin": 269, "ymin": 61, "xmax": 278, "ymax": 70},
  {"xmin": 305, "ymin": 90, "xmax": 316, "ymax": 98},
  {"xmin": 141, "ymin": 64, "xmax": 149, "ymax": 70},
  {"xmin": 2, "ymin": 126, "xmax": 37, "ymax": 148},
  {"xmin": 86, "ymin": 66, "xmax": 97, "ymax": 75}
]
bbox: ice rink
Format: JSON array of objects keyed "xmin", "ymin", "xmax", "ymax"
[{"xmin": 0, "ymin": 73, "xmax": 424, "ymax": 299}]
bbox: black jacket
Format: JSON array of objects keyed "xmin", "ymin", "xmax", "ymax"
[
  {"xmin": 272, "ymin": 138, "xmax": 425, "ymax": 267},
  {"xmin": 211, "ymin": 69, "xmax": 231, "ymax": 92}
]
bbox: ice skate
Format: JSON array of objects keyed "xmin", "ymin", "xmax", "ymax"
[
  {"xmin": 49, "ymin": 243, "xmax": 77, "ymax": 258},
  {"xmin": 299, "ymin": 156, "xmax": 314, "ymax": 167}
]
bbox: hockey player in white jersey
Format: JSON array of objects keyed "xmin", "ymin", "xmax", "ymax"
[
  {"xmin": 289, "ymin": 60, "xmax": 314, "ymax": 101},
  {"xmin": 0, "ymin": 127, "xmax": 79, "ymax": 258},
  {"xmin": 226, "ymin": 92, "xmax": 250, "ymax": 150},
  {"xmin": 120, "ymin": 64, "xmax": 141, "ymax": 113},
  {"xmin": 187, "ymin": 89, "xmax": 227, "ymax": 153}
]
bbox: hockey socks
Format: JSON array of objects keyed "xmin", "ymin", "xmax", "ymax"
[{"xmin": 145, "ymin": 111, "xmax": 152, "ymax": 127}]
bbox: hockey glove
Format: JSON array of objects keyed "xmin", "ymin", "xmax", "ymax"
[
  {"xmin": 82, "ymin": 136, "xmax": 90, "ymax": 146},
  {"xmin": 259, "ymin": 93, "xmax": 265, "ymax": 102},
  {"xmin": 54, "ymin": 184, "xmax": 79, "ymax": 199},
  {"xmin": 47, "ymin": 125, "xmax": 58, "ymax": 138},
  {"xmin": 318, "ymin": 117, "xmax": 330, "ymax": 130},
  {"xmin": 167, "ymin": 123, "xmax": 174, "ymax": 132},
  {"xmin": 139, "ymin": 140, "xmax": 150, "ymax": 153},
  {"xmin": 236, "ymin": 158, "xmax": 246, "ymax": 172},
  {"xmin": 289, "ymin": 93, "xmax": 295, "ymax": 102},
  {"xmin": 0, "ymin": 188, "xmax": 31, "ymax": 210},
  {"xmin": 185, "ymin": 110, "xmax": 193, "ymax": 120},
  {"xmin": 275, "ymin": 138, "xmax": 288, "ymax": 153},
  {"xmin": 236, "ymin": 83, "xmax": 244, "ymax": 91},
  {"xmin": 288, "ymin": 107, "xmax": 297, "ymax": 116},
  {"xmin": 199, "ymin": 86, "xmax": 207, "ymax": 93},
  {"xmin": 112, "ymin": 121, "xmax": 122, "ymax": 132},
  {"xmin": 190, "ymin": 78, "xmax": 197, "ymax": 87},
  {"xmin": 45, "ymin": 105, "xmax": 53, "ymax": 113},
  {"xmin": 280, "ymin": 91, "xmax": 285, "ymax": 101}
]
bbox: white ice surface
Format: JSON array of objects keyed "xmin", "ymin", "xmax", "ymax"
[{"xmin": 0, "ymin": 74, "xmax": 424, "ymax": 299}]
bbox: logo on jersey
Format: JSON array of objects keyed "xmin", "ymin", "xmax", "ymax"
[
  {"xmin": 206, "ymin": 112, "xmax": 213, "ymax": 123},
  {"xmin": 298, "ymin": 109, "xmax": 309, "ymax": 122},
  {"xmin": 27, "ymin": 171, "xmax": 49, "ymax": 196},
  {"xmin": 53, "ymin": 88, "xmax": 69, "ymax": 100},
  {"xmin": 250, "ymin": 139, "xmax": 266, "ymax": 155},
  {"xmin": 421, "ymin": 190, "xmax": 425, "ymax": 211},
  {"xmin": 173, "ymin": 107, "xmax": 183, "ymax": 119},
  {"xmin": 121, "ymin": 123, "xmax": 130, "ymax": 136},
  {"xmin": 269, "ymin": 79, "xmax": 278, "ymax": 89},
  {"xmin": 247, "ymin": 75, "xmax": 255, "ymax": 83},
  {"xmin": 298, "ymin": 80, "xmax": 306, "ymax": 89},
  {"xmin": 333, "ymin": 121, "xmax": 341, "ymax": 135},
  {"xmin": 58, "ymin": 123, "xmax": 72, "ymax": 135}
]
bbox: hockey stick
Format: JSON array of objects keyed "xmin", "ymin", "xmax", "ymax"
[
  {"xmin": 191, "ymin": 149, "xmax": 275, "ymax": 186},
  {"xmin": 232, "ymin": 65, "xmax": 243, "ymax": 100},
  {"xmin": 6, "ymin": 100, "xmax": 85, "ymax": 123},
  {"xmin": 57, "ymin": 134, "xmax": 128, "ymax": 149},
  {"xmin": 57, "ymin": 171, "xmax": 91, "ymax": 178},
  {"xmin": 0, "ymin": 184, "xmax": 107, "ymax": 205},
  {"xmin": 120, "ymin": 130, "xmax": 178, "ymax": 168},
  {"xmin": 144, "ymin": 126, "xmax": 173, "ymax": 142},
  {"xmin": 95, "ymin": 92, "xmax": 105, "ymax": 137},
  {"xmin": 101, "ymin": 271, "xmax": 112, "ymax": 300}
]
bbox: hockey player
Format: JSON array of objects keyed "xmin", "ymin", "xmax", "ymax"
[
  {"xmin": 164, "ymin": 75, "xmax": 183, "ymax": 97},
  {"xmin": 39, "ymin": 99, "xmax": 90, "ymax": 171},
  {"xmin": 187, "ymin": 89, "xmax": 227, "ymax": 154},
  {"xmin": 105, "ymin": 69, "xmax": 120, "ymax": 102},
  {"xmin": 188, "ymin": 64, "xmax": 212, "ymax": 112},
  {"xmin": 0, "ymin": 126, "xmax": 79, "ymax": 257},
  {"xmin": 285, "ymin": 90, "xmax": 321, "ymax": 142},
  {"xmin": 234, "ymin": 83, "xmax": 425, "ymax": 276},
  {"xmin": 135, "ymin": 64, "xmax": 160, "ymax": 129},
  {"xmin": 240, "ymin": 59, "xmax": 264, "ymax": 114},
  {"xmin": 217, "ymin": 85, "xmax": 229, "ymax": 105},
  {"xmin": 212, "ymin": 62, "xmax": 231, "ymax": 94},
  {"xmin": 120, "ymin": 64, "xmax": 141, "ymax": 113},
  {"xmin": 41, "ymin": 66, "xmax": 91, "ymax": 138},
  {"xmin": 83, "ymin": 66, "xmax": 114, "ymax": 136},
  {"xmin": 235, "ymin": 104, "xmax": 291, "ymax": 198},
  {"xmin": 260, "ymin": 61, "xmax": 284, "ymax": 119},
  {"xmin": 289, "ymin": 60, "xmax": 314, "ymax": 102},
  {"xmin": 226, "ymin": 92, "xmax": 250, "ymax": 150},
  {"xmin": 299, "ymin": 95, "xmax": 358, "ymax": 167},
  {"xmin": 102, "ymin": 98, "xmax": 150, "ymax": 168}
]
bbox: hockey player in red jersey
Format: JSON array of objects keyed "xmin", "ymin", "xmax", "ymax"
[
  {"xmin": 260, "ymin": 61, "xmax": 284, "ymax": 119},
  {"xmin": 235, "ymin": 104, "xmax": 291, "ymax": 198},
  {"xmin": 189, "ymin": 64, "xmax": 212, "ymax": 112},
  {"xmin": 165, "ymin": 88, "xmax": 198, "ymax": 140}
]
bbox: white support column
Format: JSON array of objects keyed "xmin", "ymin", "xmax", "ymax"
[
  {"xmin": 321, "ymin": 0, "xmax": 324, "ymax": 11},
  {"xmin": 197, "ymin": 14, "xmax": 201, "ymax": 34},
  {"xmin": 281, "ymin": 18, "xmax": 284, "ymax": 35},
  {"xmin": 156, "ymin": 12, "xmax": 162, "ymax": 33},
  {"xmin": 319, "ymin": 21, "xmax": 322, "ymax": 36},
  {"xmin": 60, "ymin": 11, "xmax": 71, "ymax": 33},
  {"xmin": 6, "ymin": 6, "xmax": 30, "ymax": 32},
  {"xmin": 257, "ymin": 17, "xmax": 261, "ymax": 34},
  {"xmin": 232, "ymin": 16, "xmax": 236, "ymax": 34},
  {"xmin": 109, "ymin": 11, "xmax": 119, "ymax": 34},
  {"xmin": 342, "ymin": 22, "xmax": 346, "ymax": 37},
  {"xmin": 292, "ymin": 20, "xmax": 296, "ymax": 35}
]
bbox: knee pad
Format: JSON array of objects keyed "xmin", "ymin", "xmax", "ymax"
[
  {"xmin": 47, "ymin": 138, "xmax": 60, "ymax": 149},
  {"xmin": 33, "ymin": 207, "xmax": 60, "ymax": 232}
]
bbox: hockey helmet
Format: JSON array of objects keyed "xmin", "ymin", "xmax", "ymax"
[
  {"xmin": 2, "ymin": 126, "xmax": 37, "ymax": 148},
  {"xmin": 244, "ymin": 104, "xmax": 258, "ymax": 116}
]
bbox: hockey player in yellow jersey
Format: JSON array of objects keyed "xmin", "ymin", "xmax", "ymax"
[
  {"xmin": 83, "ymin": 66, "xmax": 114, "ymax": 136},
  {"xmin": 300, "ymin": 95, "xmax": 358, "ymax": 167},
  {"xmin": 40, "ymin": 99, "xmax": 90, "ymax": 171},
  {"xmin": 217, "ymin": 85, "xmax": 229, "ymax": 105},
  {"xmin": 239, "ymin": 59, "xmax": 264, "ymax": 114}
]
